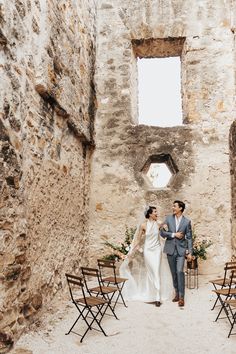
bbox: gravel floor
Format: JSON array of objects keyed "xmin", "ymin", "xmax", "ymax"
[{"xmin": 12, "ymin": 275, "xmax": 235, "ymax": 354}]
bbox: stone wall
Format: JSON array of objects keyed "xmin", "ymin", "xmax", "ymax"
[
  {"xmin": 230, "ymin": 121, "xmax": 236, "ymax": 258},
  {"xmin": 90, "ymin": 0, "xmax": 236, "ymax": 270},
  {"xmin": 0, "ymin": 0, "xmax": 97, "ymax": 350},
  {"xmin": 230, "ymin": 3, "xmax": 236, "ymax": 258},
  {"xmin": 1, "ymin": 0, "xmax": 236, "ymax": 350}
]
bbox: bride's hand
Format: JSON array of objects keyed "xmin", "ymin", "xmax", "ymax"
[
  {"xmin": 159, "ymin": 223, "xmax": 168, "ymax": 231},
  {"xmin": 126, "ymin": 252, "xmax": 134, "ymax": 262}
]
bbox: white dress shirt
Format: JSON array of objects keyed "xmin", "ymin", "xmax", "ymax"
[{"xmin": 172, "ymin": 215, "xmax": 182, "ymax": 238}]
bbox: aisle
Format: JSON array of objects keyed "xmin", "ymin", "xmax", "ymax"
[{"xmin": 12, "ymin": 276, "xmax": 235, "ymax": 354}]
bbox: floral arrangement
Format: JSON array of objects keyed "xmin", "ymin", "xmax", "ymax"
[
  {"xmin": 103, "ymin": 227, "xmax": 136, "ymax": 261},
  {"xmin": 103, "ymin": 226, "xmax": 212, "ymax": 262},
  {"xmin": 161, "ymin": 224, "xmax": 212, "ymax": 261},
  {"xmin": 191, "ymin": 231, "xmax": 212, "ymax": 260}
]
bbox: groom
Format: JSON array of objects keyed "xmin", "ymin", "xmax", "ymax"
[{"xmin": 160, "ymin": 200, "xmax": 193, "ymax": 307}]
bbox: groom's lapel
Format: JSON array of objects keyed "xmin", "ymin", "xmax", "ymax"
[
  {"xmin": 177, "ymin": 215, "xmax": 185, "ymax": 231},
  {"xmin": 171, "ymin": 215, "xmax": 176, "ymax": 232}
]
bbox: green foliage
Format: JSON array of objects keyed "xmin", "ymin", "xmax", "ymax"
[
  {"xmin": 103, "ymin": 227, "xmax": 136, "ymax": 261},
  {"xmin": 102, "ymin": 254, "xmax": 118, "ymax": 261},
  {"xmin": 192, "ymin": 231, "xmax": 212, "ymax": 260}
]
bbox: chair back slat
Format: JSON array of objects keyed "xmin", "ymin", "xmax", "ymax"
[
  {"xmin": 97, "ymin": 259, "xmax": 119, "ymax": 285},
  {"xmin": 65, "ymin": 273, "xmax": 86, "ymax": 303},
  {"xmin": 231, "ymin": 270, "xmax": 236, "ymax": 279},
  {"xmin": 81, "ymin": 267, "xmax": 99, "ymax": 276},
  {"xmin": 81, "ymin": 266, "xmax": 103, "ymax": 294},
  {"xmin": 226, "ymin": 261, "xmax": 236, "ymax": 265},
  {"xmin": 98, "ymin": 260, "xmax": 116, "ymax": 272},
  {"xmin": 225, "ymin": 264, "xmax": 236, "ymax": 271},
  {"xmin": 65, "ymin": 273, "xmax": 83, "ymax": 286},
  {"xmin": 98, "ymin": 259, "xmax": 116, "ymax": 269},
  {"xmin": 226, "ymin": 270, "xmax": 236, "ymax": 294},
  {"xmin": 65, "ymin": 273, "xmax": 81, "ymax": 280},
  {"xmin": 98, "ymin": 263, "xmax": 114, "ymax": 269},
  {"xmin": 67, "ymin": 278, "xmax": 84, "ymax": 287}
]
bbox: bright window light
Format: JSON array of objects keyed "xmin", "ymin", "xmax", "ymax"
[
  {"xmin": 138, "ymin": 57, "xmax": 182, "ymax": 127},
  {"xmin": 146, "ymin": 163, "xmax": 172, "ymax": 188}
]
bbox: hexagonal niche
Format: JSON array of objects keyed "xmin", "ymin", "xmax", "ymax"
[
  {"xmin": 146, "ymin": 163, "xmax": 172, "ymax": 188},
  {"xmin": 141, "ymin": 154, "xmax": 178, "ymax": 189}
]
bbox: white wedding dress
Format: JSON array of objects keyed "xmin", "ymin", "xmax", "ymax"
[{"xmin": 119, "ymin": 220, "xmax": 172, "ymax": 302}]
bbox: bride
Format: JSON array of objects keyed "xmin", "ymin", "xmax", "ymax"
[{"xmin": 119, "ymin": 206, "xmax": 172, "ymax": 306}]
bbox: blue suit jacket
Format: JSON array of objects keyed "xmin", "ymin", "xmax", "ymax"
[{"xmin": 160, "ymin": 214, "xmax": 193, "ymax": 256}]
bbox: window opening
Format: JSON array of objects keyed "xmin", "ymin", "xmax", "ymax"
[
  {"xmin": 146, "ymin": 162, "xmax": 172, "ymax": 188},
  {"xmin": 138, "ymin": 57, "xmax": 182, "ymax": 127}
]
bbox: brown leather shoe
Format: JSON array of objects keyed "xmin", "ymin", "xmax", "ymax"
[
  {"xmin": 172, "ymin": 295, "xmax": 179, "ymax": 302},
  {"xmin": 178, "ymin": 298, "xmax": 184, "ymax": 307},
  {"xmin": 155, "ymin": 301, "xmax": 161, "ymax": 307}
]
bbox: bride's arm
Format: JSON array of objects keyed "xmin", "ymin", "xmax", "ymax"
[
  {"xmin": 129, "ymin": 224, "xmax": 145, "ymax": 257},
  {"xmin": 159, "ymin": 217, "xmax": 175, "ymax": 239}
]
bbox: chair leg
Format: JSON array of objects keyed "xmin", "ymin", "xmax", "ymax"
[
  {"xmin": 211, "ymin": 296, "xmax": 220, "ymax": 311},
  {"xmin": 215, "ymin": 296, "xmax": 226, "ymax": 322},
  {"xmin": 80, "ymin": 304, "xmax": 108, "ymax": 342},
  {"xmin": 215, "ymin": 296, "xmax": 232, "ymax": 323},
  {"xmin": 65, "ymin": 315, "xmax": 81, "ymax": 335},
  {"xmin": 118, "ymin": 283, "xmax": 128, "ymax": 307},
  {"xmin": 211, "ymin": 284, "xmax": 221, "ymax": 311},
  {"xmin": 102, "ymin": 292, "xmax": 119, "ymax": 320},
  {"xmin": 66, "ymin": 305, "xmax": 91, "ymax": 335},
  {"xmin": 112, "ymin": 283, "xmax": 127, "ymax": 310},
  {"xmin": 228, "ymin": 313, "xmax": 236, "ymax": 338}
]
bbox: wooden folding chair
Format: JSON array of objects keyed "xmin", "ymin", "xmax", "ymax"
[
  {"xmin": 97, "ymin": 259, "xmax": 128, "ymax": 310},
  {"xmin": 81, "ymin": 267, "xmax": 119, "ymax": 320},
  {"xmin": 65, "ymin": 273, "xmax": 109, "ymax": 342},
  {"xmin": 209, "ymin": 261, "xmax": 236, "ymax": 310},
  {"xmin": 224, "ymin": 299, "xmax": 236, "ymax": 337},
  {"xmin": 213, "ymin": 270, "xmax": 236, "ymax": 323}
]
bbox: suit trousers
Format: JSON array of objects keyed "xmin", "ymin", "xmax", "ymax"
[{"xmin": 167, "ymin": 248, "xmax": 185, "ymax": 298}]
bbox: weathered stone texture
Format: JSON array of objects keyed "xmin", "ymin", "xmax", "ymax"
[
  {"xmin": 90, "ymin": 0, "xmax": 236, "ymax": 270},
  {"xmin": 0, "ymin": 0, "xmax": 97, "ymax": 348},
  {"xmin": 1, "ymin": 0, "xmax": 236, "ymax": 349},
  {"xmin": 230, "ymin": 121, "xmax": 236, "ymax": 257}
]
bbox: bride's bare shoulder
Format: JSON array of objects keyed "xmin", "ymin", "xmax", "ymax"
[{"xmin": 140, "ymin": 222, "xmax": 147, "ymax": 231}]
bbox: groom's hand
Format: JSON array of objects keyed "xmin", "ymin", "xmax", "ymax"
[
  {"xmin": 175, "ymin": 232, "xmax": 184, "ymax": 239},
  {"xmin": 187, "ymin": 254, "xmax": 193, "ymax": 262}
]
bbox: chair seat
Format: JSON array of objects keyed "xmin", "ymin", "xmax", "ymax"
[
  {"xmin": 90, "ymin": 285, "xmax": 117, "ymax": 294},
  {"xmin": 75, "ymin": 296, "xmax": 108, "ymax": 307},
  {"xmin": 225, "ymin": 299, "xmax": 236, "ymax": 307},
  {"xmin": 102, "ymin": 276, "xmax": 128, "ymax": 283},
  {"xmin": 213, "ymin": 288, "xmax": 236, "ymax": 295},
  {"xmin": 209, "ymin": 278, "xmax": 231, "ymax": 286}
]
